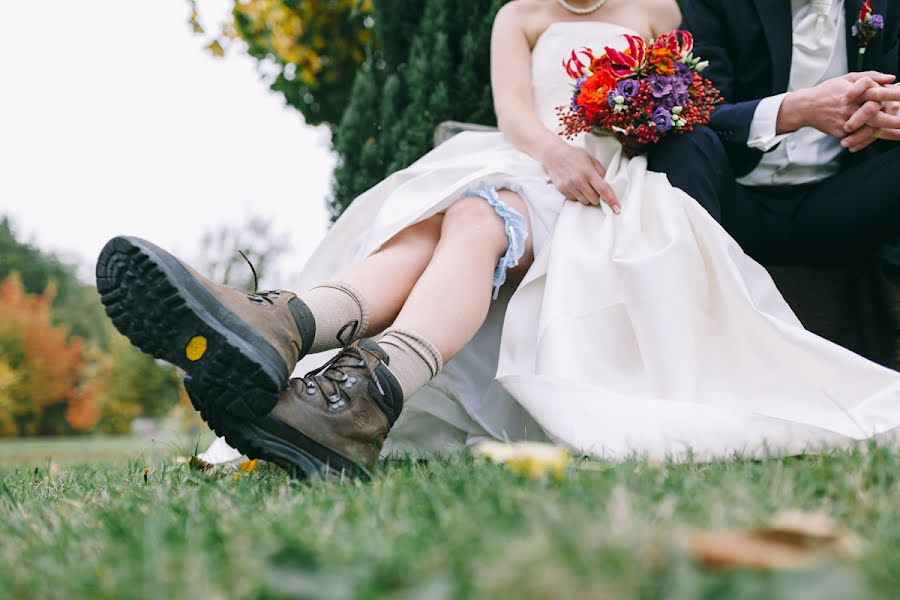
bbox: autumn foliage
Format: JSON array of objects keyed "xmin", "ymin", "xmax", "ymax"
[{"xmin": 0, "ymin": 275, "xmax": 99, "ymax": 435}]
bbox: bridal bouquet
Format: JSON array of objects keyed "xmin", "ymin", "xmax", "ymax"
[{"xmin": 556, "ymin": 30, "xmax": 722, "ymax": 155}]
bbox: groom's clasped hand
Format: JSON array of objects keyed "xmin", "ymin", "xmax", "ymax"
[
  {"xmin": 840, "ymin": 73, "xmax": 900, "ymax": 150},
  {"xmin": 782, "ymin": 70, "xmax": 900, "ymax": 153}
]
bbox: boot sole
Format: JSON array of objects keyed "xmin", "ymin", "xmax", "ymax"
[
  {"xmin": 96, "ymin": 235, "xmax": 287, "ymax": 442},
  {"xmin": 183, "ymin": 376, "xmax": 370, "ymax": 480}
]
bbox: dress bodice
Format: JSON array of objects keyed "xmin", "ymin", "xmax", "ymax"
[{"xmin": 530, "ymin": 21, "xmax": 642, "ymax": 135}]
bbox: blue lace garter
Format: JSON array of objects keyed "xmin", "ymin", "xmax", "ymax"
[{"xmin": 459, "ymin": 182, "xmax": 529, "ymax": 299}]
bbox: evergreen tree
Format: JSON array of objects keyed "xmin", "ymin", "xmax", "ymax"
[
  {"xmin": 329, "ymin": 60, "xmax": 381, "ymax": 219},
  {"xmin": 329, "ymin": 0, "xmax": 509, "ymax": 217}
]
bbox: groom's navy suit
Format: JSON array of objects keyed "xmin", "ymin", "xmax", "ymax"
[{"xmin": 650, "ymin": 0, "xmax": 900, "ymax": 265}]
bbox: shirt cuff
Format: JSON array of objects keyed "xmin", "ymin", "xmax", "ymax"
[{"xmin": 746, "ymin": 93, "xmax": 790, "ymax": 151}]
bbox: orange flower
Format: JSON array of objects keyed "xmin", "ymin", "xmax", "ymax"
[{"xmin": 648, "ymin": 48, "xmax": 675, "ymax": 75}]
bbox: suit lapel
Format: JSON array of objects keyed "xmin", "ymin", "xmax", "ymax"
[
  {"xmin": 754, "ymin": 0, "xmax": 794, "ymax": 92},
  {"xmin": 846, "ymin": 0, "xmax": 864, "ymax": 71}
]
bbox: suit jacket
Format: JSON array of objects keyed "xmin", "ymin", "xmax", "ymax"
[{"xmin": 682, "ymin": 0, "xmax": 900, "ymax": 177}]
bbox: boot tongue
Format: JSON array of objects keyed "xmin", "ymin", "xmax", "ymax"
[{"xmin": 357, "ymin": 338, "xmax": 389, "ymax": 365}]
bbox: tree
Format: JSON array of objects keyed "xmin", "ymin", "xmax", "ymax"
[
  {"xmin": 0, "ymin": 219, "xmax": 185, "ymax": 436},
  {"xmin": 188, "ymin": 0, "xmax": 376, "ymax": 127},
  {"xmin": 0, "ymin": 217, "xmax": 110, "ymax": 348},
  {"xmin": 328, "ymin": 0, "xmax": 508, "ymax": 217},
  {"xmin": 0, "ymin": 275, "xmax": 97, "ymax": 436}
]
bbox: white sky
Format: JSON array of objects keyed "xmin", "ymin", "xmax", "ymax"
[{"xmin": 0, "ymin": 0, "xmax": 332, "ymax": 288}]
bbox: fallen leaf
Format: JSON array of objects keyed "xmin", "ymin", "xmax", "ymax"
[
  {"xmin": 239, "ymin": 459, "xmax": 258, "ymax": 474},
  {"xmin": 472, "ymin": 441, "xmax": 570, "ymax": 480},
  {"xmin": 684, "ymin": 510, "xmax": 861, "ymax": 571},
  {"xmin": 233, "ymin": 472, "xmax": 241, "ymax": 482},
  {"xmin": 188, "ymin": 455, "xmax": 215, "ymax": 473}
]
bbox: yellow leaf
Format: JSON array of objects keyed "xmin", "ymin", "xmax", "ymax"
[
  {"xmin": 205, "ymin": 40, "xmax": 225, "ymax": 58},
  {"xmin": 239, "ymin": 459, "xmax": 258, "ymax": 473},
  {"xmin": 233, "ymin": 472, "xmax": 241, "ymax": 481},
  {"xmin": 472, "ymin": 441, "xmax": 570, "ymax": 481}
]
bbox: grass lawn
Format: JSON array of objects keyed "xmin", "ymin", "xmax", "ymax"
[
  {"xmin": 0, "ymin": 443, "xmax": 898, "ymax": 599},
  {"xmin": 0, "ymin": 433, "xmax": 215, "ymax": 466}
]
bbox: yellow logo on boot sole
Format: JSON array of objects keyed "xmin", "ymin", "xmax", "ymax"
[{"xmin": 186, "ymin": 336, "xmax": 208, "ymax": 361}]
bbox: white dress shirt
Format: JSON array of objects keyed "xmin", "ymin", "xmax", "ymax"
[{"xmin": 738, "ymin": 0, "xmax": 848, "ymax": 187}]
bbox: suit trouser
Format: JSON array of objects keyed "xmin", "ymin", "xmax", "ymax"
[{"xmin": 648, "ymin": 125, "xmax": 900, "ymax": 265}]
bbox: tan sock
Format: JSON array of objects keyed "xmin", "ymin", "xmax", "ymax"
[
  {"xmin": 301, "ymin": 281, "xmax": 369, "ymax": 353},
  {"xmin": 377, "ymin": 328, "xmax": 444, "ymax": 399}
]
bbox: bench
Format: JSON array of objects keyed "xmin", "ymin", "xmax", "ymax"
[{"xmin": 434, "ymin": 121, "xmax": 900, "ymax": 369}]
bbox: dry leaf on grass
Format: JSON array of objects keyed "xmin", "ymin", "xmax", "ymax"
[
  {"xmin": 684, "ymin": 510, "xmax": 862, "ymax": 571},
  {"xmin": 239, "ymin": 459, "xmax": 258, "ymax": 474},
  {"xmin": 188, "ymin": 455, "xmax": 215, "ymax": 473},
  {"xmin": 472, "ymin": 441, "xmax": 570, "ymax": 480}
]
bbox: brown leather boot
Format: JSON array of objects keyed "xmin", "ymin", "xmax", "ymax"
[
  {"xmin": 207, "ymin": 339, "xmax": 404, "ymax": 479},
  {"xmin": 96, "ymin": 236, "xmax": 321, "ymax": 433}
]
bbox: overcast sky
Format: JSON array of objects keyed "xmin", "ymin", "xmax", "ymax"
[{"xmin": 0, "ymin": 0, "xmax": 332, "ymax": 288}]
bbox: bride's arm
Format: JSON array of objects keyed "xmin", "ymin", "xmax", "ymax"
[
  {"xmin": 489, "ymin": 5, "xmax": 620, "ymax": 212},
  {"xmin": 489, "ymin": 6, "xmax": 559, "ymax": 164}
]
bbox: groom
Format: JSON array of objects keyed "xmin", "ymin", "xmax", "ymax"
[{"xmin": 649, "ymin": 0, "xmax": 900, "ymax": 266}]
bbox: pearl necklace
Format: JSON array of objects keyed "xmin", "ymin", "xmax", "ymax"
[{"xmin": 557, "ymin": 0, "xmax": 608, "ymax": 15}]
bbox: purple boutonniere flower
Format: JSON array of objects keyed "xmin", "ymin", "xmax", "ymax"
[{"xmin": 853, "ymin": 0, "xmax": 885, "ymax": 70}]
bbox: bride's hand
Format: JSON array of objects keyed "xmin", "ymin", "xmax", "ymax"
[{"xmin": 540, "ymin": 140, "xmax": 621, "ymax": 214}]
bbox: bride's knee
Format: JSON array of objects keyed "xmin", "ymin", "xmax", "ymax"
[{"xmin": 441, "ymin": 196, "xmax": 509, "ymax": 253}]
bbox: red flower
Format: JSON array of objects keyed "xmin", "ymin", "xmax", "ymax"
[
  {"xmin": 563, "ymin": 47, "xmax": 594, "ymax": 79},
  {"xmin": 860, "ymin": 0, "xmax": 873, "ymax": 22},
  {"xmin": 653, "ymin": 30, "xmax": 694, "ymax": 61},
  {"xmin": 603, "ymin": 35, "xmax": 647, "ymax": 78}
]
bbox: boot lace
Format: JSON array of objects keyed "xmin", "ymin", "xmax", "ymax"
[
  {"xmin": 300, "ymin": 346, "xmax": 368, "ymax": 412},
  {"xmin": 237, "ymin": 250, "xmax": 284, "ymax": 304}
]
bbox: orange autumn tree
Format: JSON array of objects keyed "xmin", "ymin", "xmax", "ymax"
[{"xmin": 0, "ymin": 274, "xmax": 101, "ymax": 436}]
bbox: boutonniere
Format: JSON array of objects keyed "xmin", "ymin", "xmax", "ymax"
[{"xmin": 852, "ymin": 0, "xmax": 885, "ymax": 69}]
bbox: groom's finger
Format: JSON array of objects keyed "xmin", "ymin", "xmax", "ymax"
[
  {"xmin": 862, "ymin": 83, "xmax": 900, "ymax": 103},
  {"xmin": 842, "ymin": 124, "xmax": 880, "ymax": 152},
  {"xmin": 863, "ymin": 110, "xmax": 900, "ymax": 130},
  {"xmin": 846, "ymin": 71, "xmax": 896, "ymax": 85},
  {"xmin": 844, "ymin": 100, "xmax": 883, "ymax": 132},
  {"xmin": 844, "ymin": 76, "xmax": 881, "ymax": 106},
  {"xmin": 875, "ymin": 128, "xmax": 900, "ymax": 141}
]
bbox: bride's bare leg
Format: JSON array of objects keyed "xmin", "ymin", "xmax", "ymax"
[
  {"xmin": 329, "ymin": 215, "xmax": 444, "ymax": 333},
  {"xmin": 390, "ymin": 189, "xmax": 534, "ymax": 362}
]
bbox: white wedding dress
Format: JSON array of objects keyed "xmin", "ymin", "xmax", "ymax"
[{"xmin": 202, "ymin": 21, "xmax": 900, "ymax": 466}]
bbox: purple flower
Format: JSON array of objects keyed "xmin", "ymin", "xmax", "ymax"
[
  {"xmin": 571, "ymin": 76, "xmax": 586, "ymax": 110},
  {"xmin": 649, "ymin": 74, "xmax": 674, "ymax": 99},
  {"xmin": 674, "ymin": 61, "xmax": 694, "ymax": 85},
  {"xmin": 660, "ymin": 94, "xmax": 678, "ymax": 109},
  {"xmin": 607, "ymin": 90, "xmax": 617, "ymax": 107},
  {"xmin": 616, "ymin": 78, "xmax": 641, "ymax": 99},
  {"xmin": 651, "ymin": 106, "xmax": 673, "ymax": 132},
  {"xmin": 871, "ymin": 14, "xmax": 885, "ymax": 30}
]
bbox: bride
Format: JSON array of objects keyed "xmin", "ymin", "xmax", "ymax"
[{"xmin": 96, "ymin": 0, "xmax": 900, "ymax": 478}]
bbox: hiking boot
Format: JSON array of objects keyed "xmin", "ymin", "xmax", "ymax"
[
  {"xmin": 96, "ymin": 236, "xmax": 320, "ymax": 434},
  {"xmin": 204, "ymin": 339, "xmax": 404, "ymax": 479}
]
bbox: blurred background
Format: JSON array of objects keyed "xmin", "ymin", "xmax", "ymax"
[{"xmin": 0, "ymin": 0, "xmax": 503, "ymax": 462}]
